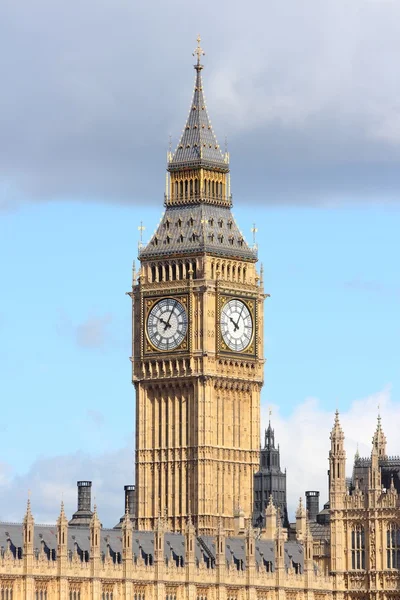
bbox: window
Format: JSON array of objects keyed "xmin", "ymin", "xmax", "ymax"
[
  {"xmin": 0, "ymin": 585, "xmax": 14, "ymax": 600},
  {"xmin": 351, "ymin": 525, "xmax": 365, "ymax": 569},
  {"xmin": 387, "ymin": 524, "xmax": 400, "ymax": 568}
]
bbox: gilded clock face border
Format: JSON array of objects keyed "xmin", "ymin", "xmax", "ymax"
[
  {"xmin": 217, "ymin": 293, "xmax": 257, "ymax": 358},
  {"xmin": 143, "ymin": 294, "xmax": 189, "ymax": 355}
]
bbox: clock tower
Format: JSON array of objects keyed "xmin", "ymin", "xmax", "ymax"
[{"xmin": 130, "ymin": 38, "xmax": 265, "ymax": 535}]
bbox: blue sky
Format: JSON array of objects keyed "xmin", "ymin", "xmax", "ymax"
[
  {"xmin": 1, "ymin": 0, "xmax": 400, "ymax": 525},
  {"xmin": 1, "ymin": 199, "xmax": 398, "ymax": 524}
]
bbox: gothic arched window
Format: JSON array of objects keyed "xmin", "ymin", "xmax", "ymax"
[
  {"xmin": 351, "ymin": 525, "xmax": 365, "ymax": 569},
  {"xmin": 387, "ymin": 523, "xmax": 400, "ymax": 568}
]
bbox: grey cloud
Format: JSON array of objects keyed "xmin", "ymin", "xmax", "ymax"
[
  {"xmin": 76, "ymin": 314, "xmax": 112, "ymax": 349},
  {"xmin": 57, "ymin": 311, "xmax": 113, "ymax": 349},
  {"xmin": 2, "ymin": 0, "xmax": 400, "ymax": 206},
  {"xmin": 86, "ymin": 409, "xmax": 105, "ymax": 428},
  {"xmin": 344, "ymin": 278, "xmax": 400, "ymax": 298}
]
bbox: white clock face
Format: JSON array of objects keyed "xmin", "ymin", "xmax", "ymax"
[
  {"xmin": 147, "ymin": 298, "xmax": 188, "ymax": 351},
  {"xmin": 220, "ymin": 299, "xmax": 253, "ymax": 352}
]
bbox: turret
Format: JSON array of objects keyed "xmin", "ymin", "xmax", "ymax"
[
  {"xmin": 23, "ymin": 498, "xmax": 34, "ymax": 567},
  {"xmin": 369, "ymin": 438, "xmax": 382, "ymax": 495},
  {"xmin": 154, "ymin": 514, "xmax": 165, "ymax": 568},
  {"xmin": 264, "ymin": 495, "xmax": 277, "ymax": 539},
  {"xmin": 89, "ymin": 505, "xmax": 101, "ymax": 564},
  {"xmin": 234, "ymin": 504, "xmax": 245, "ymax": 535},
  {"xmin": 329, "ymin": 411, "xmax": 346, "ymax": 574},
  {"xmin": 329, "ymin": 410, "xmax": 346, "ymax": 508},
  {"xmin": 295, "ymin": 497, "xmax": 307, "ymax": 542},
  {"xmin": 216, "ymin": 516, "xmax": 226, "ymax": 574},
  {"xmin": 121, "ymin": 506, "xmax": 133, "ymax": 564},
  {"xmin": 245, "ymin": 523, "xmax": 256, "ymax": 585},
  {"xmin": 253, "ymin": 417, "xmax": 288, "ymax": 528},
  {"xmin": 185, "ymin": 513, "xmax": 196, "ymax": 570},
  {"xmin": 57, "ymin": 501, "xmax": 68, "ymax": 567},
  {"xmin": 372, "ymin": 414, "xmax": 387, "ymax": 458}
]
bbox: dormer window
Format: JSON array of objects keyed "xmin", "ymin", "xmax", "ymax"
[
  {"xmin": 177, "ymin": 218, "xmax": 182, "ymax": 228},
  {"xmin": 192, "ymin": 232, "xmax": 198, "ymax": 242},
  {"xmin": 153, "ymin": 236, "xmax": 158, "ymax": 246},
  {"xmin": 218, "ymin": 234, "xmax": 224, "ymax": 243},
  {"xmin": 209, "ymin": 218, "xmax": 214, "ymax": 226},
  {"xmin": 166, "ymin": 235, "xmax": 171, "ymax": 244},
  {"xmin": 165, "ymin": 219, "xmax": 170, "ymax": 230},
  {"xmin": 229, "ymin": 236, "xmax": 234, "ymax": 245},
  {"xmin": 189, "ymin": 217, "xmax": 194, "ymax": 227},
  {"xmin": 228, "ymin": 220, "xmax": 233, "ymax": 230},
  {"xmin": 178, "ymin": 234, "xmax": 184, "ymax": 243},
  {"xmin": 218, "ymin": 219, "xmax": 223, "ymax": 228},
  {"xmin": 238, "ymin": 238, "xmax": 244, "ymax": 247},
  {"xmin": 209, "ymin": 233, "xmax": 215, "ymax": 242}
]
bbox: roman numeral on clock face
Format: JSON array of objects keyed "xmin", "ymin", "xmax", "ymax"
[
  {"xmin": 147, "ymin": 298, "xmax": 188, "ymax": 351},
  {"xmin": 220, "ymin": 299, "xmax": 253, "ymax": 352}
]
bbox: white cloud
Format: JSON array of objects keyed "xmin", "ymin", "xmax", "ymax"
[
  {"xmin": 0, "ymin": 386, "xmax": 396, "ymax": 526},
  {"xmin": 0, "ymin": 448, "xmax": 133, "ymax": 527},
  {"xmin": 262, "ymin": 385, "xmax": 393, "ymax": 517}
]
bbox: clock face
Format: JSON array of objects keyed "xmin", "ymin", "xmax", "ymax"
[
  {"xmin": 147, "ymin": 298, "xmax": 188, "ymax": 351},
  {"xmin": 220, "ymin": 298, "xmax": 253, "ymax": 352}
]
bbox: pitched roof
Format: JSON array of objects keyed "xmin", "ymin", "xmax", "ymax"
[
  {"xmin": 139, "ymin": 204, "xmax": 256, "ymax": 262},
  {"xmin": 0, "ymin": 521, "xmax": 305, "ymax": 572},
  {"xmin": 168, "ymin": 60, "xmax": 228, "ymax": 172}
]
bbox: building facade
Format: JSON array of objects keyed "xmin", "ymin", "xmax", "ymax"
[
  {"xmin": 0, "ymin": 41, "xmax": 399, "ymax": 600},
  {"xmin": 131, "ymin": 38, "xmax": 264, "ymax": 535}
]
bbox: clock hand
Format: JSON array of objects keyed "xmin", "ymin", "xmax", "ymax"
[
  {"xmin": 234, "ymin": 303, "xmax": 245, "ymax": 328},
  {"xmin": 164, "ymin": 300, "xmax": 177, "ymax": 331},
  {"xmin": 229, "ymin": 316, "xmax": 239, "ymax": 332}
]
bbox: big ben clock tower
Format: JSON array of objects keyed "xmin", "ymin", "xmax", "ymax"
[{"xmin": 130, "ymin": 38, "xmax": 265, "ymax": 535}]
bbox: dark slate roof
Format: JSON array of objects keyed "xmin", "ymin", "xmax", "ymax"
[
  {"xmin": 309, "ymin": 522, "xmax": 330, "ymax": 541},
  {"xmin": 169, "ymin": 65, "xmax": 228, "ymax": 172},
  {"xmin": 139, "ymin": 205, "xmax": 257, "ymax": 261},
  {"xmin": 0, "ymin": 522, "xmax": 304, "ymax": 572}
]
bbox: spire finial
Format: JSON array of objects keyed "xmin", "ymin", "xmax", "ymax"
[
  {"xmin": 251, "ymin": 223, "xmax": 258, "ymax": 248},
  {"xmin": 193, "ymin": 34, "xmax": 205, "ymax": 70},
  {"xmin": 138, "ymin": 221, "xmax": 145, "ymax": 250}
]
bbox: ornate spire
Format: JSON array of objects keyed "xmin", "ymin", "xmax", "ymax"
[
  {"xmin": 57, "ymin": 500, "xmax": 68, "ymax": 526},
  {"xmin": 295, "ymin": 496, "xmax": 306, "ymax": 519},
  {"xmin": 330, "ymin": 409, "xmax": 344, "ymax": 442},
  {"xmin": 372, "ymin": 412, "xmax": 387, "ymax": 457},
  {"xmin": 169, "ymin": 36, "xmax": 228, "ymax": 173},
  {"xmin": 265, "ymin": 412, "xmax": 275, "ymax": 449},
  {"xmin": 24, "ymin": 496, "xmax": 33, "ymax": 524}
]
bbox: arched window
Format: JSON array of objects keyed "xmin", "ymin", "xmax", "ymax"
[
  {"xmin": 351, "ymin": 525, "xmax": 365, "ymax": 569},
  {"xmin": 387, "ymin": 524, "xmax": 400, "ymax": 568}
]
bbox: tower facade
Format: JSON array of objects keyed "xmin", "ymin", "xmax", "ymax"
[
  {"xmin": 253, "ymin": 420, "xmax": 288, "ymax": 528},
  {"xmin": 130, "ymin": 40, "xmax": 265, "ymax": 534}
]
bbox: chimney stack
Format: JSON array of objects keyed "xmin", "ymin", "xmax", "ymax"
[
  {"xmin": 68, "ymin": 481, "xmax": 94, "ymax": 527},
  {"xmin": 305, "ymin": 490, "xmax": 320, "ymax": 522},
  {"xmin": 78, "ymin": 481, "xmax": 92, "ymax": 511},
  {"xmin": 124, "ymin": 485, "xmax": 136, "ymax": 517},
  {"xmin": 114, "ymin": 485, "xmax": 136, "ymax": 529}
]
